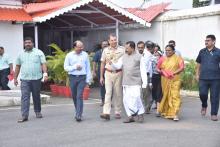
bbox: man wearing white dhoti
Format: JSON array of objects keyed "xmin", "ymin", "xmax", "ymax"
[{"xmin": 108, "ymin": 41, "xmax": 148, "ymax": 123}]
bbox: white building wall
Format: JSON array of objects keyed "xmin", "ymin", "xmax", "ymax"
[
  {"xmin": 88, "ymin": 14, "xmax": 220, "ymax": 59},
  {"xmin": 85, "ymin": 25, "xmax": 163, "ymax": 51},
  {"xmin": 162, "ymin": 15, "xmax": 220, "ymax": 59},
  {"xmin": 0, "ymin": 22, "xmax": 23, "ymax": 64},
  {"xmin": 119, "ymin": 22, "xmax": 162, "ymax": 47}
]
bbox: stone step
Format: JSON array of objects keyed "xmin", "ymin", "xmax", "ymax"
[{"xmin": 0, "ymin": 90, "xmax": 51, "ymax": 107}]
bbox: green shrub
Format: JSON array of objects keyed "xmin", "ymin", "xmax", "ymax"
[
  {"xmin": 47, "ymin": 43, "xmax": 69, "ymax": 86},
  {"xmin": 181, "ymin": 59, "xmax": 198, "ymax": 91}
]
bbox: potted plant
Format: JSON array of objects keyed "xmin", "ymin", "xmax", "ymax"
[{"xmin": 47, "ymin": 43, "xmax": 70, "ymax": 97}]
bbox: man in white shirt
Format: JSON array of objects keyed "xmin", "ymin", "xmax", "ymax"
[{"xmin": 138, "ymin": 41, "xmax": 154, "ymax": 114}]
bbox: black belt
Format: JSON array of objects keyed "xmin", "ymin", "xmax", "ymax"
[{"xmin": 70, "ymin": 75, "xmax": 86, "ymax": 77}]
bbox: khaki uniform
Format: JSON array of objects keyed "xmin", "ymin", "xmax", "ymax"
[{"xmin": 101, "ymin": 46, "xmax": 125, "ymax": 114}]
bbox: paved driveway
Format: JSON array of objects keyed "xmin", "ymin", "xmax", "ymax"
[{"xmin": 0, "ymin": 90, "xmax": 219, "ymax": 147}]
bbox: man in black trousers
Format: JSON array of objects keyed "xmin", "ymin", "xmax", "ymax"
[{"xmin": 196, "ymin": 34, "xmax": 220, "ymax": 121}]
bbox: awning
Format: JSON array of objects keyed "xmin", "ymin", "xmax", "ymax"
[
  {"xmin": 23, "ymin": 0, "xmax": 152, "ymax": 27},
  {"xmin": 0, "ymin": 7, "xmax": 32, "ymax": 22}
]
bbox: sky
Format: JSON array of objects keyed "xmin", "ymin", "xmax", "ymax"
[
  {"xmin": 110, "ymin": 0, "xmax": 193, "ymax": 9},
  {"xmin": 0, "ymin": 0, "xmax": 194, "ymax": 9}
]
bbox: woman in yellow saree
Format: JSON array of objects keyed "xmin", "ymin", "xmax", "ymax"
[{"xmin": 157, "ymin": 45, "xmax": 184, "ymax": 121}]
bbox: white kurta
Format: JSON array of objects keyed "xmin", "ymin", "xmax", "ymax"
[{"xmin": 111, "ymin": 54, "xmax": 147, "ymax": 116}]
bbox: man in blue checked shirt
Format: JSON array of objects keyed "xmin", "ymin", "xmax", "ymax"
[
  {"xmin": 14, "ymin": 37, "xmax": 48, "ymax": 123},
  {"xmin": 64, "ymin": 40, "xmax": 91, "ymax": 122}
]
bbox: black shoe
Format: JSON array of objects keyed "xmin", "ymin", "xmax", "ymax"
[
  {"xmin": 36, "ymin": 112, "xmax": 43, "ymax": 118},
  {"xmin": 152, "ymin": 106, "xmax": 157, "ymax": 109},
  {"xmin": 201, "ymin": 107, "xmax": 207, "ymax": 116},
  {"xmin": 123, "ymin": 117, "xmax": 135, "ymax": 123},
  {"xmin": 17, "ymin": 117, "xmax": 28, "ymax": 123},
  {"xmin": 75, "ymin": 116, "xmax": 82, "ymax": 122},
  {"xmin": 211, "ymin": 115, "xmax": 218, "ymax": 121},
  {"xmin": 100, "ymin": 114, "xmax": 110, "ymax": 120},
  {"xmin": 145, "ymin": 108, "xmax": 150, "ymax": 114},
  {"xmin": 156, "ymin": 112, "xmax": 161, "ymax": 117},
  {"xmin": 100, "ymin": 102, "xmax": 104, "ymax": 107}
]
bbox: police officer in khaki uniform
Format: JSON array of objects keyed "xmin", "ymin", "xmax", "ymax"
[{"xmin": 100, "ymin": 34, "xmax": 125, "ymax": 120}]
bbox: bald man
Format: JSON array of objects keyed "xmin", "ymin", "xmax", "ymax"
[{"xmin": 64, "ymin": 40, "xmax": 92, "ymax": 122}]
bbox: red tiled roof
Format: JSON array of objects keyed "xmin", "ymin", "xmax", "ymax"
[
  {"xmin": 0, "ymin": 8, "xmax": 33, "ymax": 22},
  {"xmin": 23, "ymin": 0, "xmax": 151, "ymax": 26},
  {"xmin": 126, "ymin": 3, "xmax": 170, "ymax": 22},
  {"xmin": 0, "ymin": 0, "xmax": 168, "ymax": 24},
  {"xmin": 23, "ymin": 0, "xmax": 80, "ymax": 14}
]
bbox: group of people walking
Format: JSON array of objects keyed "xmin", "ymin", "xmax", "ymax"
[
  {"xmin": 0, "ymin": 34, "xmax": 219, "ymax": 123},
  {"xmin": 93, "ymin": 34, "xmax": 184, "ymax": 123},
  {"xmin": 92, "ymin": 34, "xmax": 220, "ymax": 123}
]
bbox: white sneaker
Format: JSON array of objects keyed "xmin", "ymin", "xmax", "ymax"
[{"xmin": 173, "ymin": 116, "xmax": 179, "ymax": 121}]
